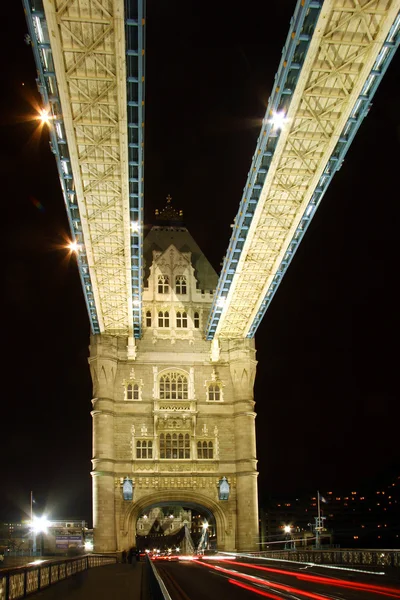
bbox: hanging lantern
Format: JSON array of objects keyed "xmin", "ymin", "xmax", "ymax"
[
  {"xmin": 123, "ymin": 477, "xmax": 134, "ymax": 501},
  {"xmin": 218, "ymin": 476, "xmax": 230, "ymax": 500}
]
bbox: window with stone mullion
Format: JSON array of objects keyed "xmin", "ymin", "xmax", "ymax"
[
  {"xmin": 160, "ymin": 433, "xmax": 190, "ymax": 459},
  {"xmin": 175, "ymin": 276, "xmax": 187, "ymax": 295}
]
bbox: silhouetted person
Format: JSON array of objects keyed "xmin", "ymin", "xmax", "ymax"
[{"xmin": 121, "ymin": 549, "xmax": 127, "ymax": 563}]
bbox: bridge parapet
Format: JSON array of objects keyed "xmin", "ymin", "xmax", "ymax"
[
  {"xmin": 0, "ymin": 554, "xmax": 117, "ymax": 599},
  {"xmin": 236, "ymin": 548, "xmax": 400, "ymax": 570}
]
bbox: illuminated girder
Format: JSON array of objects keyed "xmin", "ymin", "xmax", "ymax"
[
  {"xmin": 23, "ymin": 0, "xmax": 145, "ymax": 338},
  {"xmin": 206, "ymin": 0, "xmax": 399, "ymax": 340}
]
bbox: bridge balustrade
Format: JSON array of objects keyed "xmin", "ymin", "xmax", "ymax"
[
  {"xmin": 242, "ymin": 548, "xmax": 400, "ymax": 570},
  {"xmin": 0, "ymin": 554, "xmax": 117, "ymax": 600}
]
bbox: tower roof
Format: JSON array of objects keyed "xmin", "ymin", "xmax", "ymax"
[{"xmin": 143, "ymin": 224, "xmax": 218, "ymax": 292}]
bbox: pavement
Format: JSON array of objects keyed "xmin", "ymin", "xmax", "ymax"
[{"xmin": 32, "ymin": 561, "xmax": 148, "ymax": 600}]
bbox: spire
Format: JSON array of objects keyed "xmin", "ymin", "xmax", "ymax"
[{"xmin": 155, "ymin": 194, "xmax": 183, "ymax": 224}]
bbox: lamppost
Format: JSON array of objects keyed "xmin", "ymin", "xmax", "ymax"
[
  {"xmin": 202, "ymin": 522, "xmax": 209, "ymax": 552},
  {"xmin": 284, "ymin": 525, "xmax": 291, "ymax": 550},
  {"xmin": 30, "ymin": 516, "xmax": 50, "ymax": 555}
]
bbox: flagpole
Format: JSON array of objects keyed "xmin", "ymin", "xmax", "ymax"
[
  {"xmin": 315, "ymin": 490, "xmax": 321, "ymax": 549},
  {"xmin": 30, "ymin": 491, "xmax": 36, "ymax": 554}
]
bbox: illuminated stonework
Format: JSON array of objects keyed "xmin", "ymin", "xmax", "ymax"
[{"xmin": 90, "ymin": 224, "xmax": 258, "ymax": 552}]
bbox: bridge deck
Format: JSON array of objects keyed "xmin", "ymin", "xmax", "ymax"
[{"xmin": 30, "ymin": 562, "xmax": 146, "ymax": 599}]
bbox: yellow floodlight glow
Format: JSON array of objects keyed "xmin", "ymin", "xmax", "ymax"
[
  {"xmin": 216, "ymin": 297, "xmax": 226, "ymax": 308},
  {"xmin": 38, "ymin": 109, "xmax": 51, "ymax": 125},
  {"xmin": 270, "ymin": 110, "xmax": 287, "ymax": 131},
  {"xmin": 68, "ymin": 241, "xmax": 80, "ymax": 253},
  {"xmin": 131, "ymin": 221, "xmax": 140, "ymax": 233}
]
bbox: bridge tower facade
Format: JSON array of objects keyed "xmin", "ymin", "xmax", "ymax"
[{"xmin": 90, "ymin": 203, "xmax": 258, "ymax": 552}]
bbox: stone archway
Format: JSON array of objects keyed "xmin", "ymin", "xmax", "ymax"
[{"xmin": 120, "ymin": 490, "xmax": 234, "ymax": 552}]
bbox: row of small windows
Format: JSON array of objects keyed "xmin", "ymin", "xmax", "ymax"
[
  {"xmin": 135, "ymin": 437, "xmax": 214, "ymax": 460},
  {"xmin": 146, "ymin": 311, "xmax": 200, "ymax": 329},
  {"xmin": 126, "ymin": 373, "xmax": 222, "ymax": 401},
  {"xmin": 158, "ymin": 275, "xmax": 187, "ymax": 295}
]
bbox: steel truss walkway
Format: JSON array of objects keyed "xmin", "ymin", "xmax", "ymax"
[
  {"xmin": 206, "ymin": 0, "xmax": 400, "ymax": 340},
  {"xmin": 23, "ymin": 0, "xmax": 145, "ymax": 343},
  {"xmin": 23, "ymin": 0, "xmax": 399, "ymax": 342}
]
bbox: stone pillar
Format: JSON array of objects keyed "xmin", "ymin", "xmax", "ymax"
[
  {"xmin": 89, "ymin": 334, "xmax": 118, "ymax": 552},
  {"xmin": 228, "ymin": 338, "xmax": 259, "ymax": 551}
]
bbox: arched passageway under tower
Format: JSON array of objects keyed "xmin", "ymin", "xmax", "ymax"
[{"xmin": 119, "ymin": 490, "xmax": 236, "ymax": 552}]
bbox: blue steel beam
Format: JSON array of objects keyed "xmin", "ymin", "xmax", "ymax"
[
  {"xmin": 22, "ymin": 0, "xmax": 101, "ymax": 334},
  {"xmin": 205, "ymin": 0, "xmax": 323, "ymax": 340},
  {"xmin": 125, "ymin": 0, "xmax": 146, "ymax": 339}
]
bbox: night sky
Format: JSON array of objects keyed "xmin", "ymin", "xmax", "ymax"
[{"xmin": 2, "ymin": 1, "xmax": 399, "ymax": 525}]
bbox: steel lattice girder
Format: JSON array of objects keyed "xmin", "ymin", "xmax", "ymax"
[
  {"xmin": 206, "ymin": 0, "xmax": 400, "ymax": 340},
  {"xmin": 23, "ymin": 0, "xmax": 145, "ymax": 337}
]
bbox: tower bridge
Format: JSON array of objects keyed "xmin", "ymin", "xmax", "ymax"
[{"xmin": 23, "ymin": 0, "xmax": 399, "ymax": 553}]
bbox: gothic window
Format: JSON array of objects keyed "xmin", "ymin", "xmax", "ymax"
[
  {"xmin": 158, "ymin": 311, "xmax": 170, "ymax": 327},
  {"xmin": 146, "ymin": 310, "xmax": 152, "ymax": 327},
  {"xmin": 208, "ymin": 384, "xmax": 221, "ymax": 401},
  {"xmin": 158, "ymin": 275, "xmax": 169, "ymax": 294},
  {"xmin": 175, "ymin": 275, "xmax": 187, "ymax": 294},
  {"xmin": 127, "ymin": 383, "xmax": 140, "ymax": 400},
  {"xmin": 159, "ymin": 372, "xmax": 188, "ymax": 399},
  {"xmin": 194, "ymin": 312, "xmax": 200, "ymax": 328},
  {"xmin": 176, "ymin": 311, "xmax": 188, "ymax": 328},
  {"xmin": 197, "ymin": 441, "xmax": 214, "ymax": 459},
  {"xmin": 160, "ymin": 433, "xmax": 190, "ymax": 459},
  {"xmin": 136, "ymin": 440, "xmax": 153, "ymax": 459}
]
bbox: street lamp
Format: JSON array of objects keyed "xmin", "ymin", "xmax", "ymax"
[
  {"xmin": 284, "ymin": 525, "xmax": 291, "ymax": 550},
  {"xmin": 30, "ymin": 516, "xmax": 50, "ymax": 554}
]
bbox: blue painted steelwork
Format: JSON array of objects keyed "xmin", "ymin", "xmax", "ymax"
[
  {"xmin": 22, "ymin": 0, "xmax": 101, "ymax": 334},
  {"xmin": 125, "ymin": 0, "xmax": 146, "ymax": 339},
  {"xmin": 205, "ymin": 0, "xmax": 323, "ymax": 340},
  {"xmin": 246, "ymin": 11, "xmax": 400, "ymax": 338}
]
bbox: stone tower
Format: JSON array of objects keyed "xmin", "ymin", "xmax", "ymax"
[{"xmin": 90, "ymin": 198, "xmax": 258, "ymax": 552}]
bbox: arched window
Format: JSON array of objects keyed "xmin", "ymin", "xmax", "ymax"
[
  {"xmin": 194, "ymin": 312, "xmax": 200, "ymax": 328},
  {"xmin": 127, "ymin": 383, "xmax": 139, "ymax": 401},
  {"xmin": 136, "ymin": 440, "xmax": 153, "ymax": 459},
  {"xmin": 159, "ymin": 372, "xmax": 188, "ymax": 399},
  {"xmin": 158, "ymin": 311, "xmax": 170, "ymax": 327},
  {"xmin": 208, "ymin": 384, "xmax": 221, "ymax": 401},
  {"xmin": 158, "ymin": 275, "xmax": 169, "ymax": 294},
  {"xmin": 197, "ymin": 441, "xmax": 213, "ymax": 459},
  {"xmin": 160, "ymin": 433, "xmax": 190, "ymax": 459},
  {"xmin": 175, "ymin": 276, "xmax": 187, "ymax": 294},
  {"xmin": 146, "ymin": 311, "xmax": 152, "ymax": 327},
  {"xmin": 176, "ymin": 311, "xmax": 188, "ymax": 328}
]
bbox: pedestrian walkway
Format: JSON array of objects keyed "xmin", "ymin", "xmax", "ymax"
[{"xmin": 32, "ymin": 562, "xmax": 148, "ymax": 599}]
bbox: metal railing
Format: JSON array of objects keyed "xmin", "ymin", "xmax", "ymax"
[
  {"xmin": 0, "ymin": 554, "xmax": 117, "ymax": 599},
  {"xmin": 241, "ymin": 548, "xmax": 400, "ymax": 570}
]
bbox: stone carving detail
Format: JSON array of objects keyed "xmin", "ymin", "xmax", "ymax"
[
  {"xmin": 152, "ymin": 366, "xmax": 158, "ymax": 398},
  {"xmin": 141, "ymin": 424, "xmax": 148, "ymax": 436}
]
